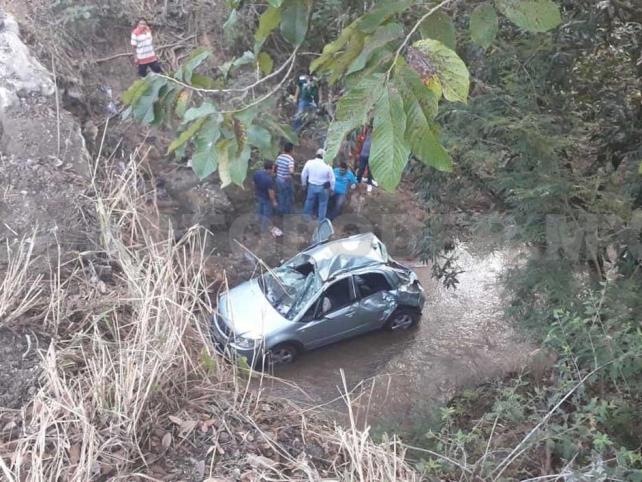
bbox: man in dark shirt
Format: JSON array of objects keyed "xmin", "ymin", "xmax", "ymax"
[{"xmin": 253, "ymin": 161, "xmax": 278, "ymax": 232}]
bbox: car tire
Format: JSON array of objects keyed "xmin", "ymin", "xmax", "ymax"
[
  {"xmin": 384, "ymin": 307, "xmax": 420, "ymax": 331},
  {"xmin": 268, "ymin": 343, "xmax": 299, "ymax": 366}
]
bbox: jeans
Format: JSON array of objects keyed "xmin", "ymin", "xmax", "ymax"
[
  {"xmin": 256, "ymin": 197, "xmax": 273, "ymax": 232},
  {"xmin": 275, "ymin": 177, "xmax": 294, "ymax": 215},
  {"xmin": 329, "ymin": 193, "xmax": 347, "ymax": 220},
  {"xmin": 303, "ymin": 184, "xmax": 329, "ymax": 222},
  {"xmin": 293, "ymin": 98, "xmax": 315, "ymax": 132},
  {"xmin": 138, "ymin": 61, "xmax": 162, "ymax": 77},
  {"xmin": 356, "ymin": 154, "xmax": 373, "ymax": 184}
]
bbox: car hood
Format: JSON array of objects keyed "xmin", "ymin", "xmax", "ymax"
[{"xmin": 217, "ymin": 279, "xmax": 291, "ymax": 339}]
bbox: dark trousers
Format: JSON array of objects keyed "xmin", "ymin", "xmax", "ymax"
[
  {"xmin": 138, "ymin": 61, "xmax": 162, "ymax": 77},
  {"xmin": 356, "ymin": 154, "xmax": 373, "ymax": 184}
]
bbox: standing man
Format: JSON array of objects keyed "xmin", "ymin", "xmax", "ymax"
[
  {"xmin": 330, "ymin": 161, "xmax": 357, "ymax": 219},
  {"xmin": 273, "ymin": 142, "xmax": 295, "ymax": 215},
  {"xmin": 356, "ymin": 129, "xmax": 374, "ymax": 192},
  {"xmin": 293, "ymin": 72, "xmax": 320, "ymax": 132},
  {"xmin": 301, "ymin": 149, "xmax": 335, "ymax": 222},
  {"xmin": 131, "ymin": 18, "xmax": 162, "ymax": 77},
  {"xmin": 253, "ymin": 161, "xmax": 278, "ymax": 232}
]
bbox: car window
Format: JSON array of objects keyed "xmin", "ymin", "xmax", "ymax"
[
  {"xmin": 354, "ymin": 272, "xmax": 392, "ymax": 299},
  {"xmin": 319, "ymin": 278, "xmax": 354, "ymax": 316}
]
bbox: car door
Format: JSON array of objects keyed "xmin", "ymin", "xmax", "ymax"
[
  {"xmin": 295, "ymin": 276, "xmax": 360, "ymax": 349},
  {"xmin": 353, "ymin": 271, "xmax": 397, "ymax": 331}
]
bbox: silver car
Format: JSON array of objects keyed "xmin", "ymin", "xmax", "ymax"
[{"xmin": 211, "ymin": 230, "xmax": 425, "ymax": 366}]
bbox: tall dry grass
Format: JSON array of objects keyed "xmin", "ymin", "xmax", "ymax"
[{"xmin": 0, "ymin": 157, "xmax": 417, "ymax": 481}]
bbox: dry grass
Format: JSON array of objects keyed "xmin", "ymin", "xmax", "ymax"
[{"xmin": 0, "ymin": 157, "xmax": 417, "ymax": 481}]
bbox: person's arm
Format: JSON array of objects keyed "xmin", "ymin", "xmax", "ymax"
[
  {"xmin": 301, "ymin": 163, "xmax": 308, "ymax": 187},
  {"xmin": 131, "ymin": 33, "xmax": 138, "ymax": 64},
  {"xmin": 293, "ymin": 85, "xmax": 300, "ymax": 103},
  {"xmin": 289, "ymin": 157, "xmax": 295, "ymax": 175},
  {"xmin": 329, "ymin": 167, "xmax": 336, "ymax": 192},
  {"xmin": 348, "ymin": 171, "xmax": 357, "ymax": 186},
  {"xmin": 269, "ymin": 187, "xmax": 277, "ymax": 207}
]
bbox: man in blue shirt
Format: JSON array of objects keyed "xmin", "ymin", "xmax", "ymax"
[
  {"xmin": 330, "ymin": 161, "xmax": 357, "ymax": 219},
  {"xmin": 253, "ymin": 161, "xmax": 277, "ymax": 232}
]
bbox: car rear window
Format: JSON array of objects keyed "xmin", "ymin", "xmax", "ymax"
[{"xmin": 354, "ymin": 273, "xmax": 391, "ymax": 299}]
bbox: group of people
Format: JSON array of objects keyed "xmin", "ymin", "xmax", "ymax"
[
  {"xmin": 253, "ymin": 141, "xmax": 371, "ymax": 233},
  {"xmin": 129, "ymin": 18, "xmax": 377, "ymax": 233}
]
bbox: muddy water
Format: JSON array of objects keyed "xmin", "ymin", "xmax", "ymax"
[{"xmin": 263, "ymin": 243, "xmax": 532, "ymax": 430}]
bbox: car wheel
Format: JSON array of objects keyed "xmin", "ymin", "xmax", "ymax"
[
  {"xmin": 384, "ymin": 307, "xmax": 420, "ymax": 331},
  {"xmin": 268, "ymin": 343, "xmax": 299, "ymax": 365}
]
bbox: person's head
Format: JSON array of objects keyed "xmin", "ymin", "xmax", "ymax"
[
  {"xmin": 283, "ymin": 141, "xmax": 294, "ymax": 154},
  {"xmin": 136, "ymin": 18, "xmax": 149, "ymax": 29},
  {"xmin": 315, "ymin": 148, "xmax": 325, "ymax": 159},
  {"xmin": 263, "ymin": 160, "xmax": 274, "ymax": 171},
  {"xmin": 338, "ymin": 161, "xmax": 348, "ymax": 174}
]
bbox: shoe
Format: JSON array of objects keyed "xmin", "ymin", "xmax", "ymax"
[
  {"xmin": 371, "ymin": 180, "xmax": 378, "ymax": 187},
  {"xmin": 350, "ymin": 184, "xmax": 357, "ymax": 190},
  {"xmin": 367, "ymin": 185, "xmax": 373, "ymax": 193}
]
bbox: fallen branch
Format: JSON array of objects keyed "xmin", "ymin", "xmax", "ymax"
[{"xmin": 95, "ymin": 35, "xmax": 197, "ymax": 63}]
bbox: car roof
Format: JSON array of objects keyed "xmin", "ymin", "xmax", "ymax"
[{"xmin": 301, "ymin": 232, "xmax": 389, "ymax": 281}]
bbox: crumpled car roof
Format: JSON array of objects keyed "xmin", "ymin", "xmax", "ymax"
[{"xmin": 303, "ymin": 233, "xmax": 388, "ymax": 281}]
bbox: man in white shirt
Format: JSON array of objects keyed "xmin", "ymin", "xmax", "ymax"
[{"xmin": 301, "ymin": 148, "xmax": 335, "ymax": 222}]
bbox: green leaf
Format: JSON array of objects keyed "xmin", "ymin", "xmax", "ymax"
[
  {"xmin": 396, "ymin": 63, "xmax": 440, "ymax": 120},
  {"xmin": 259, "ymin": 117, "xmax": 298, "ymax": 144},
  {"xmin": 357, "ymin": 0, "xmax": 414, "ymax": 34},
  {"xmin": 412, "ymin": 39, "xmax": 470, "ymax": 104},
  {"xmin": 335, "ymin": 74, "xmax": 385, "ymax": 122},
  {"xmin": 230, "ymin": 144, "xmax": 251, "ymax": 186},
  {"xmin": 179, "ymin": 48, "xmax": 211, "ymax": 83},
  {"xmin": 267, "ymin": 0, "xmax": 284, "ymax": 6},
  {"xmin": 257, "ymin": 52, "xmax": 274, "ymax": 75},
  {"xmin": 311, "ymin": 23, "xmax": 357, "ymax": 73},
  {"xmin": 401, "ymin": 83, "xmax": 452, "ymax": 171},
  {"xmin": 328, "ymin": 32, "xmax": 365, "ymax": 84},
  {"xmin": 324, "ymin": 120, "xmax": 360, "ymax": 164},
  {"xmin": 370, "ymin": 86, "xmax": 411, "ymax": 191},
  {"xmin": 132, "ymin": 77, "xmax": 167, "ymax": 124},
  {"xmin": 182, "ymin": 102, "xmax": 219, "ymax": 124},
  {"xmin": 280, "ymin": 0, "xmax": 310, "ymax": 46},
  {"xmin": 247, "ymin": 124, "xmax": 273, "ymax": 154},
  {"xmin": 638, "ymin": 160, "xmax": 642, "ymax": 175},
  {"xmin": 223, "ymin": 9, "xmax": 239, "ymax": 39},
  {"xmin": 192, "ymin": 121, "xmax": 221, "ymax": 180},
  {"xmin": 175, "ymin": 90, "xmax": 191, "ymax": 118},
  {"xmin": 190, "ymin": 74, "xmax": 218, "ymax": 89},
  {"xmin": 168, "ymin": 117, "xmax": 207, "ymax": 154},
  {"xmin": 122, "ymin": 78, "xmax": 149, "ymax": 105},
  {"xmin": 346, "ymin": 23, "xmax": 403, "ymax": 76},
  {"xmin": 470, "ymin": 3, "xmax": 499, "ymax": 48},
  {"xmin": 217, "ymin": 139, "xmax": 234, "ymax": 187},
  {"xmin": 495, "ymin": 0, "xmax": 562, "ymax": 33},
  {"xmin": 255, "ymin": 6, "xmax": 282, "ymax": 46},
  {"xmin": 419, "ymin": 11, "xmax": 456, "ymax": 50}
]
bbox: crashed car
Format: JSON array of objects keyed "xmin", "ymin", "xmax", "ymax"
[{"xmin": 211, "ymin": 227, "xmax": 425, "ymax": 366}]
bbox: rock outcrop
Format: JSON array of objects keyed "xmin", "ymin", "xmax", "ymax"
[{"xmin": 0, "ymin": 12, "xmax": 91, "ymax": 259}]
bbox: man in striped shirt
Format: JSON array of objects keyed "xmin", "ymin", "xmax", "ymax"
[
  {"xmin": 131, "ymin": 18, "xmax": 162, "ymax": 77},
  {"xmin": 273, "ymin": 142, "xmax": 295, "ymax": 215}
]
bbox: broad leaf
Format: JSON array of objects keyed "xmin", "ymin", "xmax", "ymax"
[
  {"xmin": 258, "ymin": 52, "xmax": 274, "ymax": 75},
  {"xmin": 182, "ymin": 102, "xmax": 219, "ymax": 124},
  {"xmin": 230, "ymin": 144, "xmax": 251, "ymax": 186},
  {"xmin": 346, "ymin": 23, "xmax": 403, "ymax": 76},
  {"xmin": 495, "ymin": 0, "xmax": 562, "ymax": 33},
  {"xmin": 217, "ymin": 139, "xmax": 234, "ymax": 187},
  {"xmin": 179, "ymin": 48, "xmax": 211, "ymax": 83},
  {"xmin": 223, "ymin": 9, "xmax": 239, "ymax": 39},
  {"xmin": 370, "ymin": 86, "xmax": 411, "ymax": 191},
  {"xmin": 192, "ymin": 120, "xmax": 221, "ymax": 180},
  {"xmin": 255, "ymin": 6, "xmax": 281, "ymax": 46},
  {"xmin": 412, "ymin": 39, "xmax": 469, "ymax": 104},
  {"xmin": 357, "ymin": 0, "xmax": 414, "ymax": 34},
  {"xmin": 400, "ymin": 79, "xmax": 452, "ymax": 172},
  {"xmin": 335, "ymin": 74, "xmax": 385, "ymax": 122},
  {"xmin": 419, "ymin": 11, "xmax": 456, "ymax": 50},
  {"xmin": 168, "ymin": 117, "xmax": 207, "ymax": 154},
  {"xmin": 470, "ymin": 3, "xmax": 499, "ymax": 48},
  {"xmin": 311, "ymin": 23, "xmax": 357, "ymax": 73},
  {"xmin": 175, "ymin": 90, "xmax": 192, "ymax": 118},
  {"xmin": 247, "ymin": 124, "xmax": 273, "ymax": 154},
  {"xmin": 395, "ymin": 63, "xmax": 439, "ymax": 120},
  {"xmin": 259, "ymin": 117, "xmax": 298, "ymax": 144},
  {"xmin": 132, "ymin": 77, "xmax": 167, "ymax": 124},
  {"xmin": 328, "ymin": 32, "xmax": 365, "ymax": 84},
  {"xmin": 122, "ymin": 78, "xmax": 149, "ymax": 105},
  {"xmin": 280, "ymin": 0, "xmax": 310, "ymax": 46},
  {"xmin": 324, "ymin": 120, "xmax": 360, "ymax": 164}
]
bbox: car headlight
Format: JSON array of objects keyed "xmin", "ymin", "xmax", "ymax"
[{"xmin": 232, "ymin": 336, "xmax": 260, "ymax": 350}]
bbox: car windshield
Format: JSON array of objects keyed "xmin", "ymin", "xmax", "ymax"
[{"xmin": 258, "ymin": 260, "xmax": 321, "ymax": 320}]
